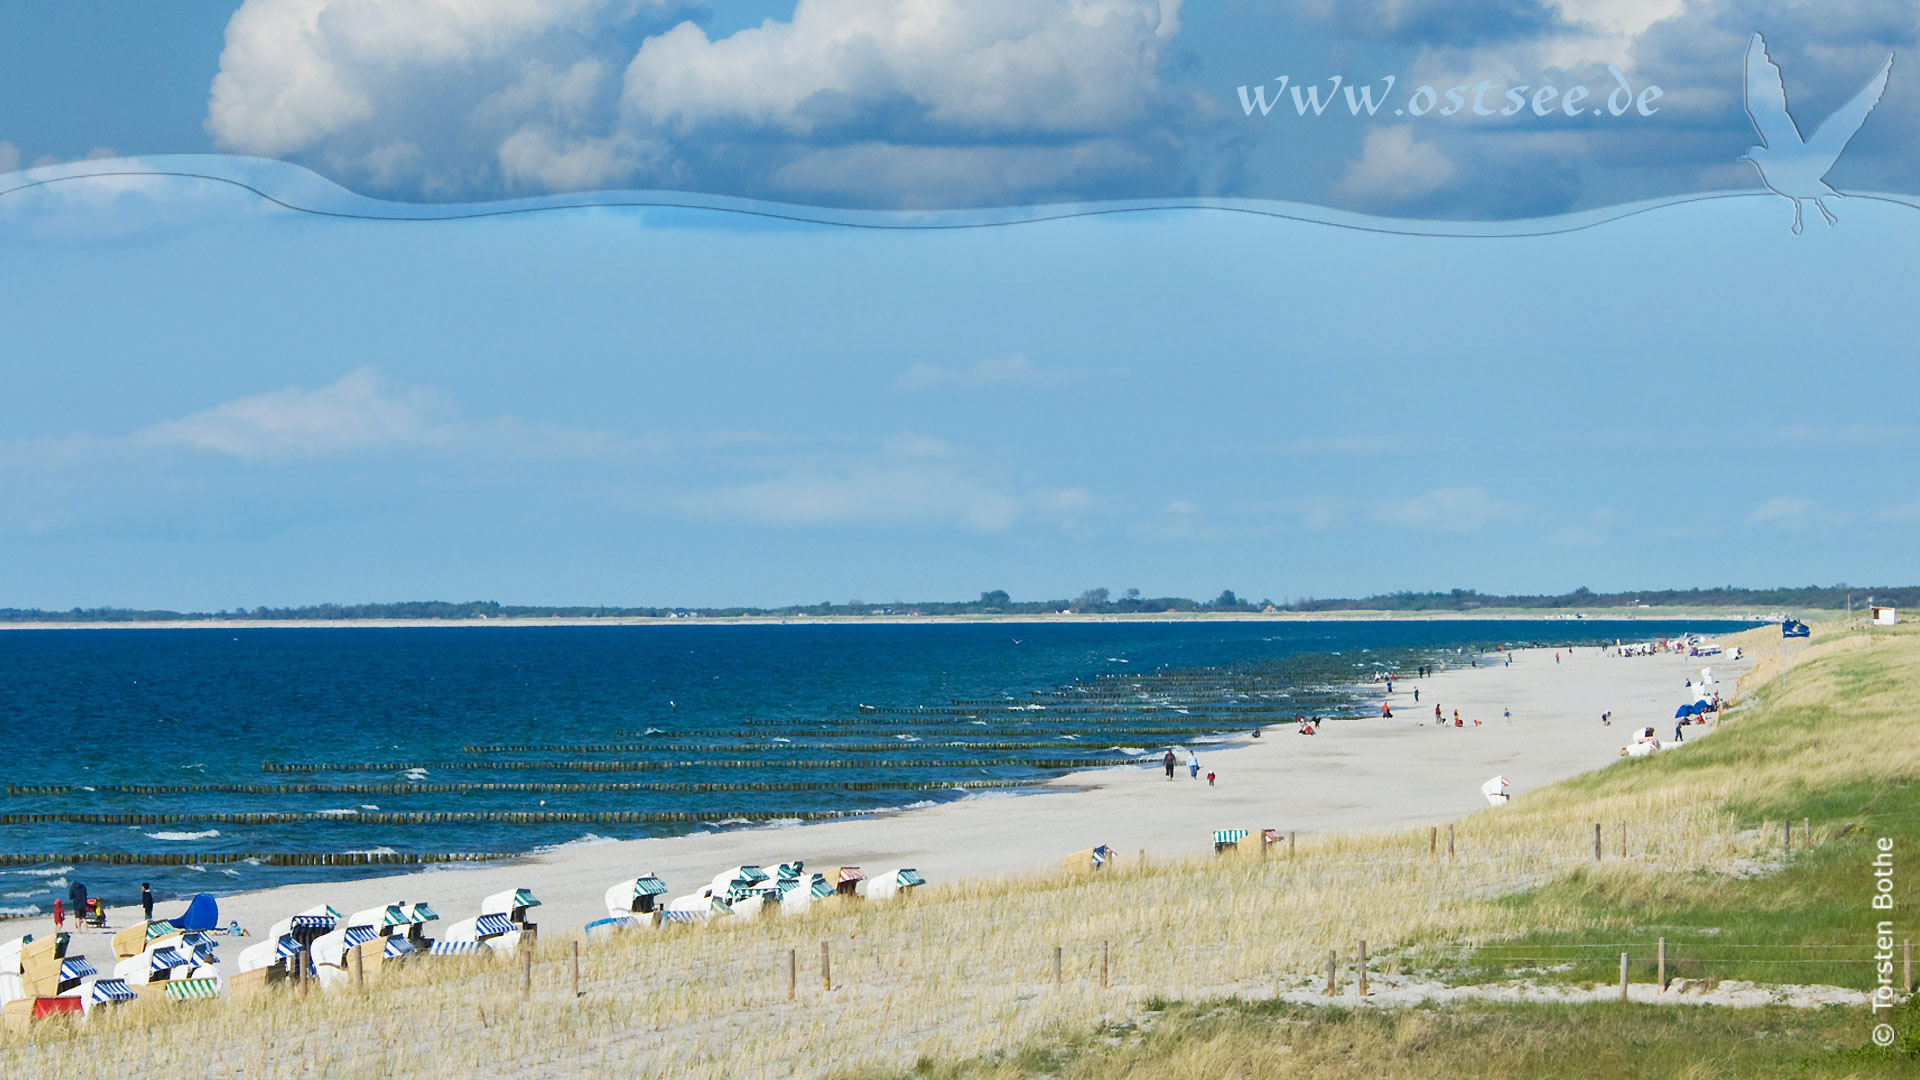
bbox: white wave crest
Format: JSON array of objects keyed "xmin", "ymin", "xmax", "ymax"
[
  {"xmin": 146, "ymin": 830, "xmax": 221, "ymax": 841},
  {"xmin": 13, "ymin": 865, "xmax": 75, "ymax": 877}
]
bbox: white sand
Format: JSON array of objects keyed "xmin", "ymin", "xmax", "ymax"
[{"xmin": 32, "ymin": 644, "xmax": 1746, "ymax": 977}]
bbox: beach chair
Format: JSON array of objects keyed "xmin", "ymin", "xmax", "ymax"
[
  {"xmin": 775, "ymin": 873, "xmax": 835, "ymax": 916},
  {"xmin": 662, "ymin": 892, "xmax": 729, "ymax": 925},
  {"xmin": 834, "ymin": 867, "xmax": 865, "ymax": 897},
  {"xmin": 1237, "ymin": 829, "xmax": 1282, "ymax": 856},
  {"xmin": 863, "ymin": 868, "xmax": 926, "ymax": 902},
  {"xmin": 1481, "ymin": 776, "xmax": 1511, "ymax": 806},
  {"xmin": 1212, "ymin": 829, "xmax": 1250, "ymax": 854},
  {"xmin": 84, "ymin": 977, "xmax": 139, "ymax": 1014},
  {"xmin": 604, "ymin": 875, "xmax": 669, "ymax": 926},
  {"xmin": 1062, "ymin": 846, "xmax": 1112, "ymax": 873},
  {"xmin": 478, "ymin": 888, "xmax": 543, "ymax": 942},
  {"xmin": 2, "ymin": 995, "xmax": 83, "ymax": 1034}
]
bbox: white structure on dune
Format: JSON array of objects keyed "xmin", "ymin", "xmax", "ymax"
[
  {"xmin": 443, "ymin": 888, "xmax": 542, "ymax": 954},
  {"xmin": 1480, "ymin": 776, "xmax": 1511, "ymax": 806}
]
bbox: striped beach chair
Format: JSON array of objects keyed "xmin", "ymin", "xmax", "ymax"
[{"xmin": 1213, "ymin": 829, "xmax": 1250, "ymax": 853}]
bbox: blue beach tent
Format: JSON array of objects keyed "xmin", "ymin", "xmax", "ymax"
[
  {"xmin": 175, "ymin": 893, "xmax": 219, "ymax": 932},
  {"xmin": 1782, "ymin": 619, "xmax": 1810, "ymax": 638}
]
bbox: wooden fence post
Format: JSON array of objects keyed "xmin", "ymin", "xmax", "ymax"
[
  {"xmin": 821, "ymin": 941, "xmax": 832, "ymax": 992},
  {"xmin": 1447, "ymin": 825, "xmax": 1454, "ymax": 859},
  {"xmin": 1101, "ymin": 941, "xmax": 1109, "ymax": 989},
  {"xmin": 1803, "ymin": 817, "xmax": 1811, "ymax": 850},
  {"xmin": 1784, "ymin": 820, "xmax": 1792, "ymax": 854},
  {"xmin": 1358, "ymin": 939, "xmax": 1368, "ymax": 997},
  {"xmin": 522, "ymin": 941, "xmax": 532, "ymax": 1001},
  {"xmin": 1289, "ymin": 831, "xmax": 1296, "ymax": 858},
  {"xmin": 1905, "ymin": 940, "xmax": 1912, "ymax": 994},
  {"xmin": 1619, "ymin": 822, "xmax": 1627, "ymax": 859},
  {"xmin": 1325, "ymin": 950, "xmax": 1337, "ymax": 995},
  {"xmin": 1429, "ymin": 826, "xmax": 1437, "ymax": 858},
  {"xmin": 352, "ymin": 943, "xmax": 364, "ymax": 991},
  {"xmin": 1054, "ymin": 945, "xmax": 1062, "ymax": 989},
  {"xmin": 1657, "ymin": 938, "xmax": 1666, "ymax": 990},
  {"xmin": 788, "ymin": 948, "xmax": 796, "ymax": 1001},
  {"xmin": 1619, "ymin": 952, "xmax": 1629, "ymax": 1003},
  {"xmin": 571, "ymin": 940, "xmax": 581, "ymax": 999}
]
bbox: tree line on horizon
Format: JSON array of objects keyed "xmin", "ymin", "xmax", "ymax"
[{"xmin": 2, "ymin": 584, "xmax": 1911, "ymax": 623}]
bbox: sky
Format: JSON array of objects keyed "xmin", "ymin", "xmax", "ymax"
[
  {"xmin": 1, "ymin": 1, "xmax": 1918, "ymax": 216},
  {"xmin": 2, "ymin": 3, "xmax": 1917, "ymax": 610}
]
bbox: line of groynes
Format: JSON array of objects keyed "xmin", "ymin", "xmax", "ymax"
[
  {"xmin": 0, "ymin": 852, "xmax": 509, "ymax": 867},
  {"xmin": 261, "ymin": 757, "xmax": 1126, "ymax": 773},
  {"xmin": 0, "ymin": 809, "xmax": 865, "ymax": 826},
  {"xmin": 4, "ymin": 779, "xmax": 1042, "ymax": 797},
  {"xmin": 460, "ymin": 741, "xmax": 1156, "ymax": 754}
]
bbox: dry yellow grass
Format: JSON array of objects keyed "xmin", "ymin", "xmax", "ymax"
[{"xmin": 2, "ymin": 622, "xmax": 1912, "ymax": 1079}]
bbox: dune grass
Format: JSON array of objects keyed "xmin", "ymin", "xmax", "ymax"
[{"xmin": 1, "ymin": 622, "xmax": 1914, "ymax": 1078}]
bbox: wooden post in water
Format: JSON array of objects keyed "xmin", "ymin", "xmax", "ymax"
[
  {"xmin": 1594, "ymin": 823, "xmax": 1603, "ymax": 861},
  {"xmin": 821, "ymin": 941, "xmax": 832, "ymax": 992},
  {"xmin": 1619, "ymin": 952, "xmax": 1630, "ymax": 1003},
  {"xmin": 571, "ymin": 940, "xmax": 581, "ymax": 999},
  {"xmin": 1657, "ymin": 938, "xmax": 1666, "ymax": 990},
  {"xmin": 1358, "ymin": 939, "xmax": 1368, "ymax": 997},
  {"xmin": 787, "ymin": 948, "xmax": 797, "ymax": 1001},
  {"xmin": 1054, "ymin": 945, "xmax": 1063, "ymax": 990}
]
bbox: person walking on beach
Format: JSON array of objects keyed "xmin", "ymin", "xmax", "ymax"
[
  {"xmin": 1162, "ymin": 749, "xmax": 1176, "ymax": 780},
  {"xmin": 1187, "ymin": 750, "xmax": 1200, "ymax": 779},
  {"xmin": 1413, "ymin": 687, "xmax": 1419, "ymax": 703},
  {"xmin": 52, "ymin": 898, "xmax": 64, "ymax": 932},
  {"xmin": 141, "ymin": 882, "xmax": 154, "ymax": 923},
  {"xmin": 68, "ymin": 880, "xmax": 87, "ymax": 929}
]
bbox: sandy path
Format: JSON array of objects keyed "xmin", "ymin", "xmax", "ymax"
[{"xmin": 33, "ymin": 643, "xmax": 1744, "ymax": 977}]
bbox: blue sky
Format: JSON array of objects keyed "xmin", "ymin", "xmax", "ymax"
[
  {"xmin": 2, "ymin": 4, "xmax": 1916, "ymax": 609},
  {"xmin": 2, "ymin": 159, "xmax": 1915, "ymax": 609},
  {"xmin": 2, "ymin": 1, "xmax": 1917, "ymax": 216}
]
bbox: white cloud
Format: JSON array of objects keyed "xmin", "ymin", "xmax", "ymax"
[
  {"xmin": 893, "ymin": 354, "xmax": 1094, "ymax": 392},
  {"xmin": 136, "ymin": 368, "xmax": 453, "ymax": 459},
  {"xmin": 206, "ymin": 0, "xmax": 615, "ymax": 156},
  {"xmin": 1338, "ymin": 127, "xmax": 1460, "ymax": 205},
  {"xmin": 1749, "ymin": 495, "xmax": 1814, "ymax": 525},
  {"xmin": 1374, "ymin": 487, "xmax": 1519, "ymax": 532},
  {"xmin": 622, "ymin": 0, "xmax": 1181, "ymax": 137},
  {"xmin": 0, "ymin": 142, "xmax": 19, "ymax": 174},
  {"xmin": 497, "ymin": 127, "xmax": 669, "ymax": 191}
]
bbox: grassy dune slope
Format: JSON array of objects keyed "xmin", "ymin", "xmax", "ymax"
[{"xmin": 2, "ymin": 623, "xmax": 1914, "ymax": 1079}]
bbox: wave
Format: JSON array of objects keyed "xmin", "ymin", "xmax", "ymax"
[
  {"xmin": 12, "ymin": 864, "xmax": 75, "ymax": 877},
  {"xmin": 0, "ymin": 906, "xmax": 41, "ymax": 917},
  {"xmin": 532, "ymin": 834, "xmax": 619, "ymax": 854},
  {"xmin": 2, "ymin": 891, "xmax": 39, "ymax": 899},
  {"xmin": 345, "ymin": 847, "xmax": 399, "ymax": 856},
  {"xmin": 147, "ymin": 830, "xmax": 221, "ymax": 841}
]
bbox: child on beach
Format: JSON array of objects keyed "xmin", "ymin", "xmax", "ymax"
[
  {"xmin": 52, "ymin": 898, "xmax": 64, "ymax": 931},
  {"xmin": 1207, "ymin": 771, "xmax": 1216, "ymax": 787}
]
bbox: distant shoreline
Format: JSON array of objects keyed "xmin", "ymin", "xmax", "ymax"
[{"xmin": 0, "ymin": 609, "xmax": 1780, "ymax": 631}]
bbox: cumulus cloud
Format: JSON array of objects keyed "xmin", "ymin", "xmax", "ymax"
[
  {"xmin": 200, "ymin": 0, "xmax": 1192, "ymax": 203},
  {"xmin": 136, "ymin": 368, "xmax": 453, "ymax": 458},
  {"xmin": 622, "ymin": 0, "xmax": 1181, "ymax": 137},
  {"xmin": 1338, "ymin": 127, "xmax": 1460, "ymax": 205}
]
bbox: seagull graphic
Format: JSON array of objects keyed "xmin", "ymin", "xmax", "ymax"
[{"xmin": 1740, "ymin": 32, "xmax": 1893, "ymax": 234}]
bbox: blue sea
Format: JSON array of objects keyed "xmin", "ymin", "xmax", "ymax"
[{"xmin": 0, "ymin": 619, "xmax": 1746, "ymax": 913}]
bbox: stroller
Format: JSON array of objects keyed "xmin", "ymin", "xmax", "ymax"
[{"xmin": 81, "ymin": 896, "xmax": 108, "ymax": 928}]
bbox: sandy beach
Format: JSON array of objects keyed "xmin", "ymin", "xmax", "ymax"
[{"xmin": 29, "ymin": 643, "xmax": 1748, "ymax": 978}]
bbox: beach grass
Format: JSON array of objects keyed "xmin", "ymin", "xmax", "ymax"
[{"xmin": 2, "ymin": 621, "xmax": 1914, "ymax": 1078}]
